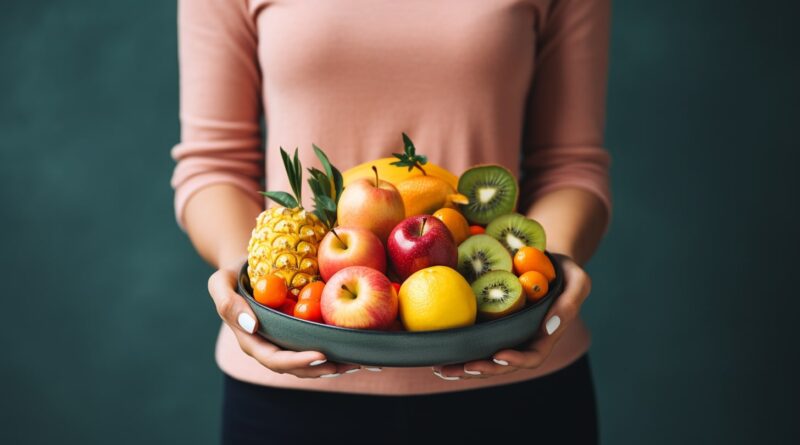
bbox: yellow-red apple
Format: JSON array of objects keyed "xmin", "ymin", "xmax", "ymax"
[
  {"xmin": 320, "ymin": 266, "xmax": 398, "ymax": 329},
  {"xmin": 337, "ymin": 167, "xmax": 405, "ymax": 243},
  {"xmin": 318, "ymin": 227, "xmax": 386, "ymax": 282}
]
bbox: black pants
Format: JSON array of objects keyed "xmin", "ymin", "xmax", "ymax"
[{"xmin": 222, "ymin": 355, "xmax": 597, "ymax": 445}]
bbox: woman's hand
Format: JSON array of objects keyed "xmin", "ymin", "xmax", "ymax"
[
  {"xmin": 208, "ymin": 267, "xmax": 362, "ymax": 378},
  {"xmin": 432, "ymin": 254, "xmax": 591, "ymax": 380}
]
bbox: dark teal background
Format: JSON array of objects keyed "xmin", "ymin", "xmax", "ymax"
[{"xmin": 1, "ymin": 1, "xmax": 798, "ymax": 443}]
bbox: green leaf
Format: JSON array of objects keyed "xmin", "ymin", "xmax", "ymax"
[
  {"xmin": 331, "ymin": 167, "xmax": 343, "ymax": 203},
  {"xmin": 278, "ymin": 148, "xmax": 300, "ymax": 202},
  {"xmin": 311, "ymin": 168, "xmax": 330, "ymax": 192},
  {"xmin": 416, "ymin": 154, "xmax": 428, "ymax": 164},
  {"xmin": 403, "ymin": 133, "xmax": 415, "ymax": 156},
  {"xmin": 312, "ymin": 144, "xmax": 333, "ymax": 177},
  {"xmin": 312, "ymin": 144, "xmax": 343, "ymax": 202},
  {"xmin": 307, "ymin": 179, "xmax": 323, "ymax": 199},
  {"xmin": 292, "ymin": 148, "xmax": 302, "ymax": 203},
  {"xmin": 316, "ymin": 195, "xmax": 337, "ymax": 212},
  {"xmin": 279, "ymin": 147, "xmax": 293, "ymax": 183},
  {"xmin": 260, "ymin": 191, "xmax": 298, "ymax": 208},
  {"xmin": 307, "ymin": 168, "xmax": 331, "ymax": 198}
]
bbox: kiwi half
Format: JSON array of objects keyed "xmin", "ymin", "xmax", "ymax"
[
  {"xmin": 457, "ymin": 234, "xmax": 513, "ymax": 282},
  {"xmin": 457, "ymin": 165, "xmax": 519, "ymax": 225},
  {"xmin": 485, "ymin": 213, "xmax": 546, "ymax": 255},
  {"xmin": 471, "ymin": 270, "xmax": 525, "ymax": 320}
]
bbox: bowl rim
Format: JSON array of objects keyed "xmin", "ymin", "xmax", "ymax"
[{"xmin": 237, "ymin": 251, "xmax": 563, "ymax": 336}]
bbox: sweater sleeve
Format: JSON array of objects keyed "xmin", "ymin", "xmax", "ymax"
[
  {"xmin": 169, "ymin": 0, "xmax": 264, "ymax": 232},
  {"xmin": 520, "ymin": 0, "xmax": 612, "ymax": 226}
]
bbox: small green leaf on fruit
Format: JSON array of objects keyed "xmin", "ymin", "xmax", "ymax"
[{"xmin": 260, "ymin": 191, "xmax": 298, "ymax": 208}]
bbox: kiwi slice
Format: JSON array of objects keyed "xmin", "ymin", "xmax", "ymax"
[
  {"xmin": 457, "ymin": 165, "xmax": 519, "ymax": 225},
  {"xmin": 485, "ymin": 213, "xmax": 546, "ymax": 255},
  {"xmin": 457, "ymin": 235, "xmax": 513, "ymax": 282},
  {"xmin": 471, "ymin": 270, "xmax": 525, "ymax": 320}
]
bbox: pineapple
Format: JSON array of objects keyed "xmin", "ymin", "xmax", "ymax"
[{"xmin": 247, "ymin": 145, "xmax": 343, "ymax": 294}]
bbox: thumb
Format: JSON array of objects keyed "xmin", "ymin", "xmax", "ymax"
[{"xmin": 208, "ymin": 269, "xmax": 259, "ymax": 335}]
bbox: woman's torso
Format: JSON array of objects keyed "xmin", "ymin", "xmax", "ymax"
[{"xmin": 219, "ymin": 0, "xmax": 592, "ymax": 394}]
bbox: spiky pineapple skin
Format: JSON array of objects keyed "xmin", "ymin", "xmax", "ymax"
[{"xmin": 247, "ymin": 206, "xmax": 327, "ymax": 294}]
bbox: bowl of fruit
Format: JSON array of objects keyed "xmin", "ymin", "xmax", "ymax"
[{"xmin": 237, "ymin": 135, "xmax": 564, "ymax": 367}]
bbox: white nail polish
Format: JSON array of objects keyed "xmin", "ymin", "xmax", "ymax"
[
  {"xmin": 345, "ymin": 368, "xmax": 361, "ymax": 374},
  {"xmin": 309, "ymin": 359, "xmax": 327, "ymax": 367},
  {"xmin": 493, "ymin": 358, "xmax": 509, "ymax": 366},
  {"xmin": 434, "ymin": 372, "xmax": 460, "ymax": 381},
  {"xmin": 237, "ymin": 313, "xmax": 256, "ymax": 334},
  {"xmin": 545, "ymin": 315, "xmax": 561, "ymax": 335},
  {"xmin": 364, "ymin": 367, "xmax": 382, "ymax": 372},
  {"xmin": 320, "ymin": 373, "xmax": 340, "ymax": 378},
  {"xmin": 464, "ymin": 369, "xmax": 482, "ymax": 375}
]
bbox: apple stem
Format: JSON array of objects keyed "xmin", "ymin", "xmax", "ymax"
[
  {"xmin": 330, "ymin": 228, "xmax": 345, "ymax": 246},
  {"xmin": 420, "ymin": 217, "xmax": 427, "ymax": 237},
  {"xmin": 371, "ymin": 165, "xmax": 379, "ymax": 186},
  {"xmin": 341, "ymin": 284, "xmax": 356, "ymax": 299}
]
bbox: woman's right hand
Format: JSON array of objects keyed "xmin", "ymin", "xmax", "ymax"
[{"xmin": 208, "ymin": 267, "xmax": 360, "ymax": 378}]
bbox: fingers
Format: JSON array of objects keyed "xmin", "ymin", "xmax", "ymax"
[
  {"xmin": 229, "ymin": 327, "xmax": 342, "ymax": 378},
  {"xmin": 493, "ymin": 256, "xmax": 592, "ymax": 369},
  {"xmin": 546, "ymin": 256, "xmax": 592, "ymax": 328},
  {"xmin": 432, "ymin": 358, "xmax": 519, "ymax": 380},
  {"xmin": 209, "ymin": 269, "xmax": 349, "ymax": 378},
  {"xmin": 208, "ymin": 269, "xmax": 259, "ymax": 335},
  {"xmin": 432, "ymin": 257, "xmax": 594, "ymax": 378}
]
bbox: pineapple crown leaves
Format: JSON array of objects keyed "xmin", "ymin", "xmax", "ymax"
[
  {"xmin": 260, "ymin": 147, "xmax": 303, "ymax": 209},
  {"xmin": 390, "ymin": 132, "xmax": 428, "ymax": 175},
  {"xmin": 259, "ymin": 145, "xmax": 343, "ymax": 229},
  {"xmin": 307, "ymin": 144, "xmax": 343, "ymax": 228}
]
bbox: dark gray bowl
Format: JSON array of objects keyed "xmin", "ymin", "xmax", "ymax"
[{"xmin": 237, "ymin": 252, "xmax": 563, "ymax": 367}]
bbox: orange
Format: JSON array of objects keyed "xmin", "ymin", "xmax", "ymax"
[
  {"xmin": 398, "ymin": 266, "xmax": 476, "ymax": 331},
  {"xmin": 469, "ymin": 225, "xmax": 485, "ymax": 235},
  {"xmin": 519, "ymin": 271, "xmax": 549, "ymax": 302},
  {"xmin": 433, "ymin": 208, "xmax": 470, "ymax": 245},
  {"xmin": 513, "ymin": 246, "xmax": 556, "ymax": 281},
  {"xmin": 395, "ymin": 175, "xmax": 469, "ymax": 217}
]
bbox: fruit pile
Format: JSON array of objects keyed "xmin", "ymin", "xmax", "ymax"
[{"xmin": 246, "ymin": 134, "xmax": 556, "ymax": 332}]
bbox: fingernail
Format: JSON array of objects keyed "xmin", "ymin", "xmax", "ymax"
[
  {"xmin": 464, "ymin": 369, "xmax": 482, "ymax": 375},
  {"xmin": 433, "ymin": 371, "xmax": 460, "ymax": 381},
  {"xmin": 545, "ymin": 315, "xmax": 561, "ymax": 335},
  {"xmin": 309, "ymin": 359, "xmax": 327, "ymax": 367},
  {"xmin": 493, "ymin": 358, "xmax": 509, "ymax": 366},
  {"xmin": 237, "ymin": 313, "xmax": 256, "ymax": 334},
  {"xmin": 345, "ymin": 368, "xmax": 361, "ymax": 374},
  {"xmin": 320, "ymin": 373, "xmax": 340, "ymax": 378},
  {"xmin": 364, "ymin": 367, "xmax": 382, "ymax": 372}
]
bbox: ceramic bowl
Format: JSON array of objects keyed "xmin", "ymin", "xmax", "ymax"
[{"xmin": 237, "ymin": 252, "xmax": 563, "ymax": 367}]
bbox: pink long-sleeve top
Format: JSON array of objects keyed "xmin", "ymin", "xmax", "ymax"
[{"xmin": 171, "ymin": 0, "xmax": 611, "ymax": 395}]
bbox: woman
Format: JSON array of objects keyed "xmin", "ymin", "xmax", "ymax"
[{"xmin": 171, "ymin": 0, "xmax": 611, "ymax": 443}]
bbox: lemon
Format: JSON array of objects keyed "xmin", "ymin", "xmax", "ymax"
[{"xmin": 399, "ymin": 266, "xmax": 477, "ymax": 331}]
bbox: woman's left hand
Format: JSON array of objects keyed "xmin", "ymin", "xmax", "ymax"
[{"xmin": 432, "ymin": 254, "xmax": 592, "ymax": 380}]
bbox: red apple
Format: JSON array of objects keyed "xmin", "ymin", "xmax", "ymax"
[
  {"xmin": 320, "ymin": 266, "xmax": 398, "ymax": 329},
  {"xmin": 318, "ymin": 227, "xmax": 386, "ymax": 281},
  {"xmin": 387, "ymin": 215, "xmax": 457, "ymax": 281},
  {"xmin": 337, "ymin": 167, "xmax": 405, "ymax": 243}
]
